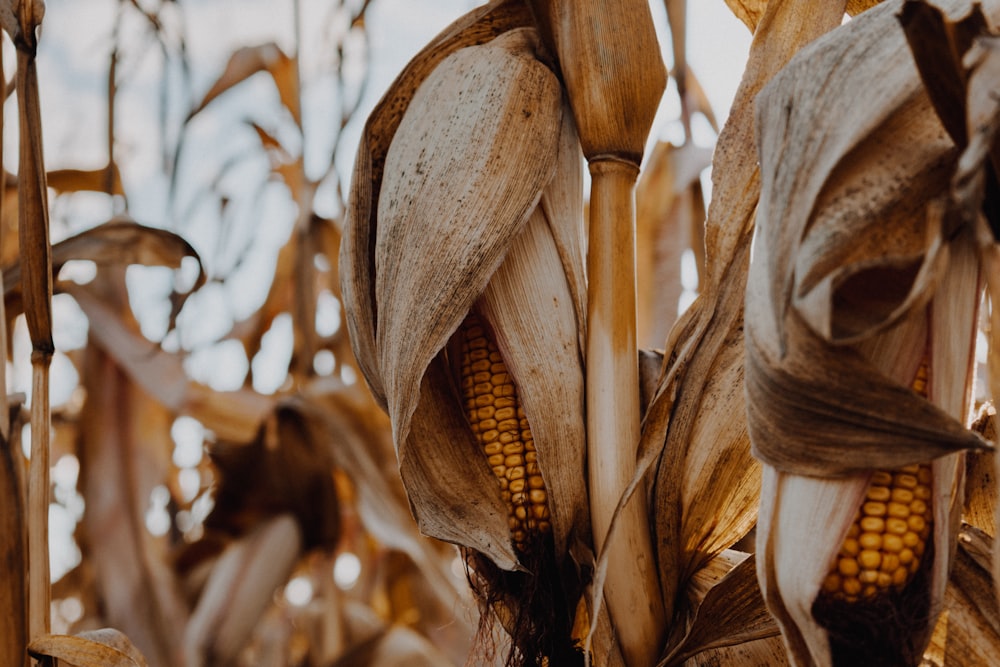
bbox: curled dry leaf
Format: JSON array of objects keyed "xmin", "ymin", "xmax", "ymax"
[
  {"xmin": 747, "ymin": 1, "xmax": 1000, "ymax": 664},
  {"xmin": 28, "ymin": 628, "xmax": 149, "ymax": 667},
  {"xmin": 4, "ymin": 219, "xmax": 206, "ymax": 328}
]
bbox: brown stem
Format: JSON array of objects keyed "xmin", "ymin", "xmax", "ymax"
[
  {"xmin": 28, "ymin": 354, "xmax": 50, "ymax": 641},
  {"xmin": 587, "ymin": 158, "xmax": 665, "ymax": 667}
]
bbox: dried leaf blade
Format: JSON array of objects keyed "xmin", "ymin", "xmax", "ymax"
[{"xmin": 28, "ymin": 629, "xmax": 148, "ymax": 667}]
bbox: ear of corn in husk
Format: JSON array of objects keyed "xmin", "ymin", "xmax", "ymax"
[
  {"xmin": 746, "ymin": 2, "xmax": 998, "ymax": 665},
  {"xmin": 639, "ymin": 5, "xmax": 848, "ymax": 666},
  {"xmin": 341, "ymin": 8, "xmax": 590, "ymax": 664}
]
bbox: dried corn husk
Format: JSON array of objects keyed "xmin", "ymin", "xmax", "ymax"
[
  {"xmin": 641, "ymin": 0, "xmax": 849, "ymax": 652},
  {"xmin": 28, "ymin": 628, "xmax": 149, "ymax": 667},
  {"xmin": 747, "ymin": 2, "xmax": 999, "ymax": 665},
  {"xmin": 723, "ymin": 0, "xmax": 884, "ymax": 33},
  {"xmin": 341, "ymin": 6, "xmax": 589, "ymax": 663}
]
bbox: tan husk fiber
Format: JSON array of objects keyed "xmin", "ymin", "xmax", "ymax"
[
  {"xmin": 747, "ymin": 0, "xmax": 994, "ymax": 473},
  {"xmin": 642, "ymin": 0, "xmax": 849, "ymax": 649},
  {"xmin": 341, "ymin": 0, "xmax": 591, "ymax": 596},
  {"xmin": 340, "ymin": 0, "xmax": 533, "ymax": 410},
  {"xmin": 746, "ymin": 1, "xmax": 1000, "ymax": 665}
]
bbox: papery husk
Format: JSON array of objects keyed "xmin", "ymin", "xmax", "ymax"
[
  {"xmin": 345, "ymin": 19, "xmax": 592, "ymax": 575},
  {"xmin": 724, "ymin": 0, "xmax": 885, "ymax": 33},
  {"xmin": 967, "ymin": 405, "xmax": 997, "ymax": 536},
  {"xmin": 644, "ymin": 0, "xmax": 849, "ymax": 642},
  {"xmin": 747, "ymin": 2, "xmax": 997, "ymax": 665},
  {"xmin": 340, "ymin": 0, "xmax": 533, "ymax": 410},
  {"xmin": 659, "ymin": 551, "xmax": 780, "ymax": 667}
]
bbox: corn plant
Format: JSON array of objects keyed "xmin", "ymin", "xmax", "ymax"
[{"xmin": 4, "ymin": 0, "xmax": 1000, "ymax": 666}]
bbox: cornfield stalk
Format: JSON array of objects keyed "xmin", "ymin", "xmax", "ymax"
[
  {"xmin": 586, "ymin": 158, "xmax": 664, "ymax": 667},
  {"xmin": 11, "ymin": 7, "xmax": 54, "ymax": 641},
  {"xmin": 522, "ymin": 1, "xmax": 668, "ymax": 663}
]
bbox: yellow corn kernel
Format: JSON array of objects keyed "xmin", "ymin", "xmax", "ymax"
[
  {"xmin": 460, "ymin": 314, "xmax": 550, "ymax": 552},
  {"xmin": 821, "ymin": 360, "xmax": 933, "ymax": 603}
]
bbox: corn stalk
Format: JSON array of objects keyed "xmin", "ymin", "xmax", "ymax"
[
  {"xmin": 524, "ymin": 3, "xmax": 667, "ymax": 664},
  {"xmin": 0, "ymin": 0, "xmax": 55, "ymax": 644}
]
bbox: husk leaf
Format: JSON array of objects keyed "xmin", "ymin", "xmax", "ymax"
[
  {"xmin": 340, "ymin": 0, "xmax": 533, "ymax": 409},
  {"xmin": 747, "ymin": 0, "xmax": 992, "ymax": 478},
  {"xmin": 748, "ymin": 1, "xmax": 998, "ymax": 665},
  {"xmin": 935, "ymin": 525, "xmax": 1000, "ymax": 664},
  {"xmin": 374, "ymin": 28, "xmax": 561, "ymax": 456},
  {"xmin": 477, "ymin": 188, "xmax": 587, "ymax": 558},
  {"xmin": 660, "ymin": 552, "xmax": 779, "ymax": 667},
  {"xmin": 645, "ymin": 0, "xmax": 848, "ymax": 632},
  {"xmin": 28, "ymin": 629, "xmax": 149, "ymax": 667}
]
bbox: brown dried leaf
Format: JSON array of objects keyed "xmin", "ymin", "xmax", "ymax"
[
  {"xmin": 15, "ymin": 47, "xmax": 51, "ymax": 354},
  {"xmin": 4, "ymin": 220, "xmax": 205, "ymax": 322},
  {"xmin": 661, "ymin": 552, "xmax": 779, "ymax": 667},
  {"xmin": 47, "ymin": 164, "xmax": 124, "ymax": 197},
  {"xmin": 940, "ymin": 525, "xmax": 1000, "ymax": 664},
  {"xmin": 645, "ymin": 0, "xmax": 849, "ymax": 626},
  {"xmin": 68, "ymin": 283, "xmax": 273, "ymax": 442},
  {"xmin": 29, "ymin": 628, "xmax": 148, "ymax": 667},
  {"xmin": 0, "ymin": 411, "xmax": 26, "ymax": 667},
  {"xmin": 680, "ymin": 634, "xmax": 790, "ymax": 667},
  {"xmin": 189, "ymin": 43, "xmax": 300, "ymax": 127},
  {"xmin": 968, "ymin": 405, "xmax": 998, "ymax": 535}
]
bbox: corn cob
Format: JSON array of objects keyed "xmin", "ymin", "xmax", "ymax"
[
  {"xmin": 820, "ymin": 361, "xmax": 933, "ymax": 602},
  {"xmin": 459, "ymin": 313, "xmax": 551, "ymax": 553}
]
